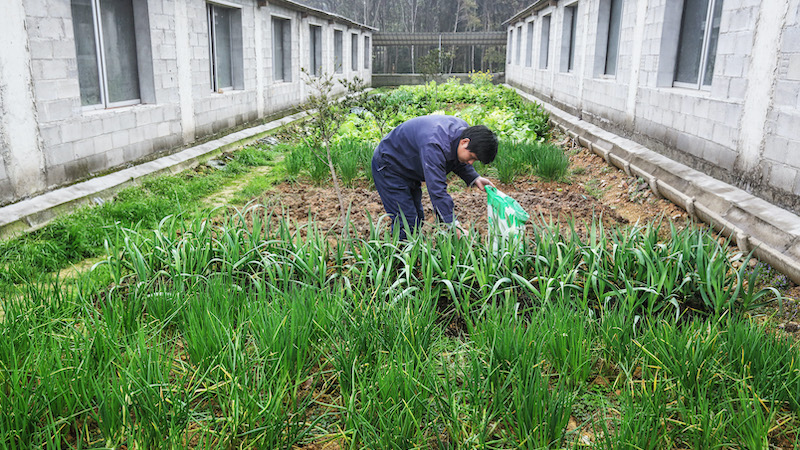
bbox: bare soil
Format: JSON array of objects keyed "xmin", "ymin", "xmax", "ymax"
[
  {"xmin": 253, "ymin": 135, "xmax": 689, "ymax": 241},
  {"xmin": 246, "ymin": 133, "xmax": 800, "ymax": 332}
]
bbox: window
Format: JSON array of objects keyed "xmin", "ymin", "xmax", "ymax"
[
  {"xmin": 525, "ymin": 22, "xmax": 534, "ymax": 67},
  {"xmin": 351, "ymin": 33, "xmax": 359, "ymax": 71},
  {"xmin": 272, "ymin": 17, "xmax": 292, "ymax": 82},
  {"xmin": 508, "ymin": 29, "xmax": 514, "ymax": 62},
  {"xmin": 603, "ymin": 0, "xmax": 622, "ymax": 75},
  {"xmin": 309, "ymin": 25, "xmax": 322, "ymax": 76},
  {"xmin": 334, "ymin": 30, "xmax": 343, "ymax": 74},
  {"xmin": 516, "ymin": 26, "xmax": 522, "ymax": 64},
  {"xmin": 561, "ymin": 3, "xmax": 578, "ymax": 72},
  {"xmin": 208, "ymin": 3, "xmax": 243, "ymax": 92},
  {"xmin": 674, "ymin": 0, "xmax": 724, "ymax": 88},
  {"xmin": 540, "ymin": 15, "xmax": 551, "ymax": 69},
  {"xmin": 71, "ymin": 0, "xmax": 142, "ymax": 108},
  {"xmin": 364, "ymin": 36, "xmax": 370, "ymax": 69},
  {"xmin": 594, "ymin": 0, "xmax": 622, "ymax": 76}
]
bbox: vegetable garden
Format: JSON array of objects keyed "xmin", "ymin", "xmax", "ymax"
[{"xmin": 1, "ymin": 76, "xmax": 799, "ymax": 449}]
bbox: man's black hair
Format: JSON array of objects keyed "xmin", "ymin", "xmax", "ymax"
[{"xmin": 461, "ymin": 125, "xmax": 498, "ymax": 164}]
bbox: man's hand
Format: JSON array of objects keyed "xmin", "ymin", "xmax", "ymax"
[{"xmin": 472, "ymin": 177, "xmax": 495, "ymax": 191}]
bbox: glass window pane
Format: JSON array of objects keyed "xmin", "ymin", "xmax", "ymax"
[
  {"xmin": 214, "ymin": 7, "xmax": 233, "ymax": 88},
  {"xmin": 71, "ymin": 0, "xmax": 102, "ymax": 106},
  {"xmin": 516, "ymin": 26, "xmax": 522, "ymax": 64},
  {"xmin": 567, "ymin": 5, "xmax": 577, "ymax": 71},
  {"xmin": 282, "ymin": 21, "xmax": 292, "ymax": 81},
  {"xmin": 351, "ymin": 34, "xmax": 358, "ymax": 71},
  {"xmin": 675, "ymin": 0, "xmax": 710, "ymax": 84},
  {"xmin": 100, "ymin": 0, "xmax": 140, "ymax": 103},
  {"xmin": 508, "ymin": 30, "xmax": 513, "ymax": 61},
  {"xmin": 605, "ymin": 0, "xmax": 622, "ymax": 75},
  {"xmin": 526, "ymin": 22, "xmax": 533, "ymax": 67},
  {"xmin": 272, "ymin": 18, "xmax": 284, "ymax": 81},
  {"xmin": 364, "ymin": 36, "xmax": 369, "ymax": 69},
  {"xmin": 702, "ymin": 0, "xmax": 724, "ymax": 86},
  {"xmin": 334, "ymin": 30, "xmax": 343, "ymax": 73},
  {"xmin": 540, "ymin": 16, "xmax": 550, "ymax": 69}
]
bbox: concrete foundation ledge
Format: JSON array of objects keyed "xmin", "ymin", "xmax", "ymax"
[
  {"xmin": 508, "ymin": 85, "xmax": 800, "ymax": 285},
  {"xmin": 0, "ymin": 111, "xmax": 310, "ymax": 240}
]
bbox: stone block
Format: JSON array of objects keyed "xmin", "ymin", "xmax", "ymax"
[
  {"xmin": 73, "ymin": 139, "xmax": 96, "ymax": 160},
  {"xmin": 61, "ymin": 121, "xmax": 84, "ymax": 143},
  {"xmin": 776, "ymin": 111, "xmax": 800, "ymax": 141},
  {"xmin": 764, "ymin": 135, "xmax": 792, "ymax": 164},
  {"xmin": 41, "ymin": 99, "xmax": 75, "ymax": 122},
  {"xmin": 91, "ymin": 134, "xmax": 113, "ymax": 156},
  {"xmin": 728, "ymin": 77, "xmax": 748, "ymax": 99},
  {"xmin": 106, "ymin": 147, "xmax": 126, "ymax": 167},
  {"xmin": 45, "ymin": 164, "xmax": 66, "ymax": 187},
  {"xmin": 33, "ymin": 59, "xmax": 69, "ymax": 81},
  {"xmin": 44, "ymin": 142, "xmax": 75, "ymax": 166},
  {"xmin": 112, "ymin": 130, "xmax": 131, "ymax": 149},
  {"xmin": 39, "ymin": 124, "xmax": 61, "ymax": 145},
  {"xmin": 29, "ymin": 40, "xmax": 53, "ymax": 59},
  {"xmin": 30, "ymin": 17, "xmax": 66, "ymax": 40},
  {"xmin": 770, "ymin": 163, "xmax": 798, "ymax": 191},
  {"xmin": 788, "ymin": 54, "xmax": 800, "ymax": 81}
]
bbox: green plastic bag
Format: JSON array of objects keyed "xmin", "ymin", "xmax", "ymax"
[{"xmin": 486, "ymin": 186, "xmax": 529, "ymax": 251}]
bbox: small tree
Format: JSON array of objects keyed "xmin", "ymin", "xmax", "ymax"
[
  {"xmin": 419, "ymin": 48, "xmax": 455, "ymax": 83},
  {"xmin": 340, "ymin": 76, "xmax": 400, "ymax": 136},
  {"xmin": 301, "ymin": 69, "xmax": 349, "ymax": 220}
]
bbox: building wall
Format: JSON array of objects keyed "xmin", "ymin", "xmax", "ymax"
[
  {"xmin": 0, "ymin": 0, "xmax": 372, "ymax": 206},
  {"xmin": 505, "ymin": 0, "xmax": 800, "ymax": 213}
]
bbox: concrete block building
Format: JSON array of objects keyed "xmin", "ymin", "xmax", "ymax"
[
  {"xmin": 505, "ymin": 0, "xmax": 800, "ymax": 214},
  {"xmin": 0, "ymin": 0, "xmax": 373, "ymax": 206}
]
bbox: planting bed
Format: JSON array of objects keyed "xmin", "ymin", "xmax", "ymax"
[{"xmin": 2, "ymin": 79, "xmax": 800, "ymax": 449}]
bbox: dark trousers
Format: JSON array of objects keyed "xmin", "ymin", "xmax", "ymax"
[{"xmin": 372, "ymin": 154, "xmax": 424, "ymax": 240}]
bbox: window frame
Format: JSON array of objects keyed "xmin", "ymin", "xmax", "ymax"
[
  {"xmin": 272, "ymin": 16, "xmax": 292, "ymax": 82},
  {"xmin": 351, "ymin": 33, "xmax": 359, "ymax": 71},
  {"xmin": 673, "ymin": 0, "xmax": 724, "ymax": 90},
  {"xmin": 539, "ymin": 14, "xmax": 551, "ymax": 70},
  {"xmin": 71, "ymin": 0, "xmax": 141, "ymax": 110},
  {"xmin": 309, "ymin": 24, "xmax": 322, "ymax": 76},
  {"xmin": 525, "ymin": 21, "xmax": 534, "ymax": 68},
  {"xmin": 516, "ymin": 25, "xmax": 523, "ymax": 65},
  {"xmin": 334, "ymin": 29, "xmax": 344, "ymax": 74},
  {"xmin": 603, "ymin": 0, "xmax": 622, "ymax": 76},
  {"xmin": 561, "ymin": 3, "xmax": 579, "ymax": 73},
  {"xmin": 207, "ymin": 3, "xmax": 237, "ymax": 92},
  {"xmin": 363, "ymin": 35, "xmax": 370, "ymax": 69}
]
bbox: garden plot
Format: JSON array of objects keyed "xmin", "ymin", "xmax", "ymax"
[{"xmin": 1, "ymin": 79, "xmax": 799, "ymax": 448}]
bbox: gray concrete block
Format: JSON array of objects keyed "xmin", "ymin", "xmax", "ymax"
[
  {"xmin": 771, "ymin": 163, "xmax": 799, "ymax": 190},
  {"xmin": 61, "ymin": 122, "xmax": 83, "ymax": 143},
  {"xmin": 44, "ymin": 143, "xmax": 75, "ymax": 166},
  {"xmin": 29, "ymin": 40, "xmax": 53, "ymax": 59},
  {"xmin": 112, "ymin": 130, "xmax": 131, "ymax": 149},
  {"xmin": 41, "ymin": 99, "xmax": 75, "ymax": 122},
  {"xmin": 788, "ymin": 54, "xmax": 800, "ymax": 81}
]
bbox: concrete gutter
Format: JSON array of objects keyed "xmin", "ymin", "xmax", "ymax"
[
  {"xmin": 509, "ymin": 85, "xmax": 800, "ymax": 284},
  {"xmin": 0, "ymin": 110, "xmax": 309, "ymax": 240}
]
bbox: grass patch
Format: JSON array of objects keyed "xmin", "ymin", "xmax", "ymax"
[{"xmin": 0, "ymin": 207, "xmax": 794, "ymax": 448}]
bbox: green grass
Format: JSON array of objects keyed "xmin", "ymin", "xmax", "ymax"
[
  {"xmin": 4, "ymin": 81, "xmax": 797, "ymax": 448},
  {"xmin": 0, "ymin": 144, "xmax": 278, "ymax": 288},
  {"xmin": 0, "ymin": 207, "xmax": 795, "ymax": 448}
]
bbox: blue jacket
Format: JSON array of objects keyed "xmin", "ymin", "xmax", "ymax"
[{"xmin": 374, "ymin": 115, "xmax": 479, "ymax": 223}]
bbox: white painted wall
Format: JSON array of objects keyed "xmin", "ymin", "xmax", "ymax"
[
  {"xmin": 0, "ymin": 0, "xmax": 373, "ymax": 206},
  {"xmin": 505, "ymin": 0, "xmax": 800, "ymax": 213}
]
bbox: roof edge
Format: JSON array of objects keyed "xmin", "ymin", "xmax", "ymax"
[
  {"xmin": 264, "ymin": 0, "xmax": 378, "ymax": 31},
  {"xmin": 502, "ymin": 0, "xmax": 556, "ymax": 27}
]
